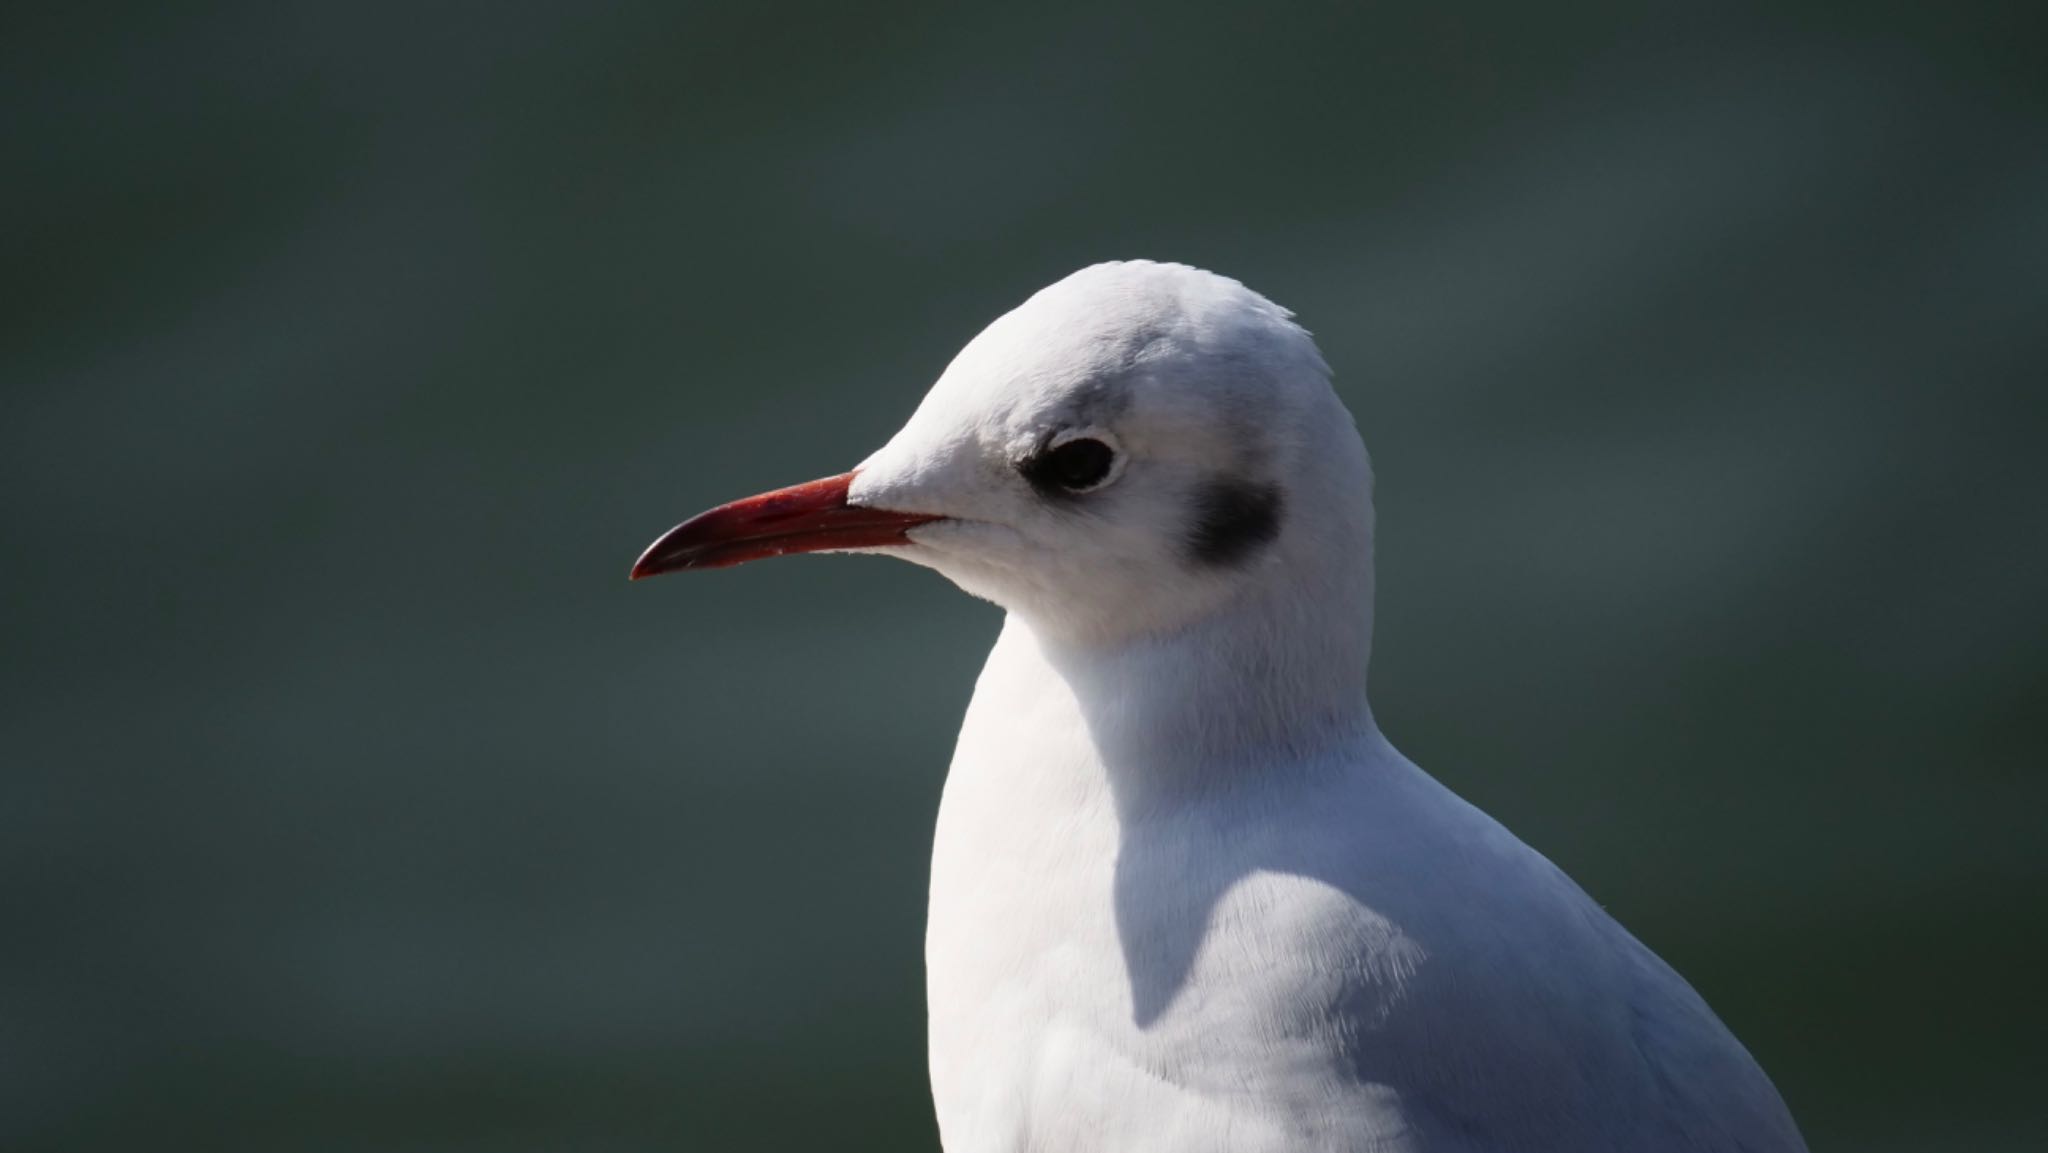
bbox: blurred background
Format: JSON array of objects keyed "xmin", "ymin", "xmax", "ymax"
[{"xmin": 5, "ymin": 2, "xmax": 2044, "ymax": 1150}]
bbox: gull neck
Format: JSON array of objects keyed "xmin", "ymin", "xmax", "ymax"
[{"xmin": 1017, "ymin": 558, "xmax": 1379, "ymax": 816}]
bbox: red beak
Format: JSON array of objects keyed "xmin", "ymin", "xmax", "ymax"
[{"xmin": 630, "ymin": 471, "xmax": 940, "ymax": 579}]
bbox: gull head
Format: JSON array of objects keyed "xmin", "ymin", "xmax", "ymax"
[{"xmin": 633, "ymin": 261, "xmax": 1374, "ymax": 647}]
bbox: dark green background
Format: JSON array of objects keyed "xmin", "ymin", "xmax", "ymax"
[{"xmin": 5, "ymin": 3, "xmax": 2043, "ymax": 1150}]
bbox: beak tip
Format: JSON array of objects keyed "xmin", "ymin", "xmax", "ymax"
[{"xmin": 628, "ymin": 551, "xmax": 677, "ymax": 581}]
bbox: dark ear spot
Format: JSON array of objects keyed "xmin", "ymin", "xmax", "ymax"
[{"xmin": 1186, "ymin": 480, "xmax": 1283, "ymax": 566}]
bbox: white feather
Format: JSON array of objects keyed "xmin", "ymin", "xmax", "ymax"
[{"xmin": 847, "ymin": 262, "xmax": 1804, "ymax": 1152}]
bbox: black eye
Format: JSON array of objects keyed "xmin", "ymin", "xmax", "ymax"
[{"xmin": 1023, "ymin": 437, "xmax": 1117, "ymax": 495}]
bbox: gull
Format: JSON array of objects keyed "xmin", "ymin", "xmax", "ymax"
[{"xmin": 631, "ymin": 261, "xmax": 1807, "ymax": 1152}]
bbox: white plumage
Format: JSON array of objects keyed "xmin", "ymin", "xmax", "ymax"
[{"xmin": 639, "ymin": 261, "xmax": 1807, "ymax": 1152}]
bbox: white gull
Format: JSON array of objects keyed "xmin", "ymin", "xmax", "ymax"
[{"xmin": 632, "ymin": 261, "xmax": 1807, "ymax": 1153}]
